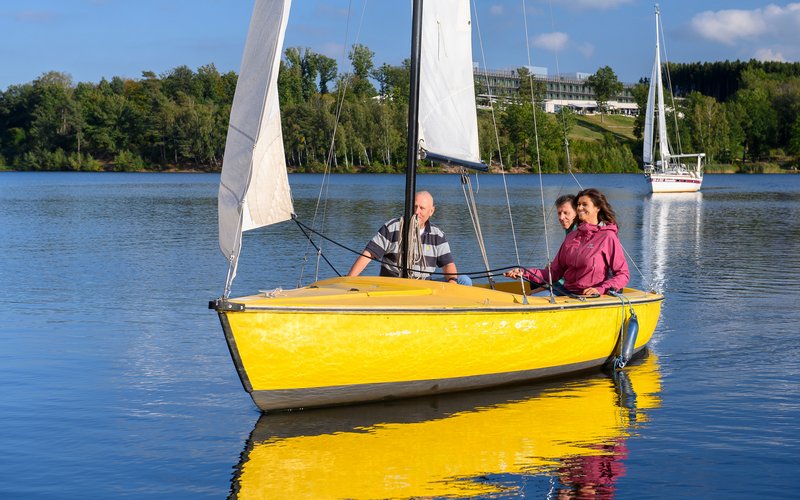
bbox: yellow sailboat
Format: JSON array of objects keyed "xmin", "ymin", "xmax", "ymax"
[
  {"xmin": 210, "ymin": 0, "xmax": 664, "ymax": 412},
  {"xmin": 229, "ymin": 353, "xmax": 663, "ymax": 498}
]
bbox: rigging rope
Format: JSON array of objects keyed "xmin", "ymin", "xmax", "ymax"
[
  {"xmin": 522, "ymin": 0, "xmax": 555, "ymax": 302},
  {"xmin": 658, "ymin": 10, "xmax": 684, "ymax": 155},
  {"xmin": 287, "ymin": 1, "xmax": 655, "ymax": 296},
  {"xmin": 472, "ymin": 0, "xmax": 526, "ymax": 300},
  {"xmin": 291, "ymin": 215, "xmax": 519, "ymax": 280},
  {"xmin": 546, "ymin": 0, "xmax": 583, "ymax": 191},
  {"xmin": 460, "ymin": 171, "xmax": 496, "ymax": 288},
  {"xmin": 472, "ymin": 0, "xmax": 528, "ymax": 304},
  {"xmin": 405, "ymin": 214, "xmax": 428, "ymax": 279}
]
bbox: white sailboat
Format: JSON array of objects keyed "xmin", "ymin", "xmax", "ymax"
[
  {"xmin": 210, "ymin": 0, "xmax": 663, "ymax": 412},
  {"xmin": 642, "ymin": 5, "xmax": 704, "ymax": 193}
]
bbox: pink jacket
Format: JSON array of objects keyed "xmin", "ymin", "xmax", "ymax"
[{"xmin": 523, "ymin": 222, "xmax": 630, "ymax": 295}]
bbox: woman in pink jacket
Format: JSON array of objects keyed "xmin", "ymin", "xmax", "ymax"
[{"xmin": 505, "ymin": 188, "xmax": 630, "ymax": 296}]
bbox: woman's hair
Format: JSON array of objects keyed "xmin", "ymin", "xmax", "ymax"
[
  {"xmin": 554, "ymin": 194, "xmax": 576, "ymax": 208},
  {"xmin": 576, "ymin": 188, "xmax": 618, "ymax": 226}
]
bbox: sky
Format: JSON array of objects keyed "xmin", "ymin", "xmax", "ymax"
[{"xmin": 2, "ymin": 0, "xmax": 800, "ymax": 91}]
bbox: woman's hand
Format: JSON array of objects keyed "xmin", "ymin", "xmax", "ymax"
[
  {"xmin": 504, "ymin": 268, "xmax": 523, "ymax": 279},
  {"xmin": 581, "ymin": 287, "xmax": 600, "ymax": 296}
]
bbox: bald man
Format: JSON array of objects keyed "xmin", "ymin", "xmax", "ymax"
[{"xmin": 347, "ymin": 191, "xmax": 471, "ymax": 285}]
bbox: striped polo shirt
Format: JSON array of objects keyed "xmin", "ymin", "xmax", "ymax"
[{"xmin": 365, "ymin": 217, "xmax": 454, "ymax": 279}]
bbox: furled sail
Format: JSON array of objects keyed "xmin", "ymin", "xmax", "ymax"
[
  {"xmin": 642, "ymin": 53, "xmax": 657, "ymax": 165},
  {"xmin": 218, "ymin": 0, "xmax": 293, "ymax": 291},
  {"xmin": 654, "ymin": 22, "xmax": 670, "ymax": 164},
  {"xmin": 418, "ymin": 0, "xmax": 480, "ymax": 166}
]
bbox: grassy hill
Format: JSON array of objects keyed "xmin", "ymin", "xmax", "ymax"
[{"xmin": 571, "ymin": 114, "xmax": 637, "ymax": 142}]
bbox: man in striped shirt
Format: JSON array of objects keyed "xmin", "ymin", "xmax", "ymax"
[{"xmin": 347, "ymin": 191, "xmax": 471, "ymax": 285}]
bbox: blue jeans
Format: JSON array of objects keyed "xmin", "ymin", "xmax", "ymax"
[{"xmin": 440, "ymin": 276, "xmax": 472, "ymax": 286}]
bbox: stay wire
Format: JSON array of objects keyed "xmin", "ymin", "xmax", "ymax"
[
  {"xmin": 299, "ymin": 0, "xmax": 366, "ymax": 286},
  {"xmin": 658, "ymin": 9, "xmax": 683, "ymax": 155},
  {"xmin": 522, "ymin": 0, "xmax": 555, "ymax": 302},
  {"xmin": 472, "ymin": 0, "xmax": 526, "ymax": 299},
  {"xmin": 460, "ymin": 171, "xmax": 496, "ymax": 287},
  {"xmin": 292, "ymin": 216, "xmax": 342, "ymax": 277},
  {"xmin": 546, "ymin": 0, "xmax": 583, "ymax": 190}
]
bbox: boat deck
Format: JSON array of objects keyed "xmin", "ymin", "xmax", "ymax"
[{"xmin": 225, "ymin": 276, "xmax": 661, "ymax": 311}]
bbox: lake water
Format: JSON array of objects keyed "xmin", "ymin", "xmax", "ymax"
[{"xmin": 1, "ymin": 172, "xmax": 798, "ymax": 498}]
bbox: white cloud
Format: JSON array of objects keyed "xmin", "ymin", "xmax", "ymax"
[
  {"xmin": 533, "ymin": 32, "xmax": 569, "ymax": 52},
  {"xmin": 546, "ymin": 0, "xmax": 634, "ymax": 10},
  {"xmin": 754, "ymin": 48, "xmax": 786, "ymax": 62},
  {"xmin": 489, "ymin": 5, "xmax": 504, "ymax": 16},
  {"xmin": 689, "ymin": 9, "xmax": 767, "ymax": 44},
  {"xmin": 690, "ymin": 3, "xmax": 800, "ymax": 45}
]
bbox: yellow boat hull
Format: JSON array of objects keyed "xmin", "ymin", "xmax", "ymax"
[{"xmin": 213, "ymin": 276, "xmax": 663, "ymax": 411}]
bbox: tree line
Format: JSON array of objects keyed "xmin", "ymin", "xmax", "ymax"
[
  {"xmin": 2, "ymin": 50, "xmax": 800, "ymax": 172},
  {"xmin": 632, "ymin": 60, "xmax": 800, "ymax": 167}
]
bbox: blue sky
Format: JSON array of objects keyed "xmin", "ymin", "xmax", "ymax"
[{"xmin": 2, "ymin": 0, "xmax": 800, "ymax": 91}]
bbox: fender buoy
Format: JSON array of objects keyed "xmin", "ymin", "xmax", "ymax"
[{"xmin": 616, "ymin": 311, "xmax": 639, "ymax": 369}]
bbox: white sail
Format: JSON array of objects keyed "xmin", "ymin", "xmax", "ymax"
[
  {"xmin": 219, "ymin": 0, "xmax": 293, "ymax": 284},
  {"xmin": 418, "ymin": 0, "xmax": 480, "ymax": 164},
  {"xmin": 642, "ymin": 52, "xmax": 658, "ymax": 165}
]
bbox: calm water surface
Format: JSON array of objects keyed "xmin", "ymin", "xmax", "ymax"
[{"xmin": 1, "ymin": 172, "xmax": 798, "ymax": 498}]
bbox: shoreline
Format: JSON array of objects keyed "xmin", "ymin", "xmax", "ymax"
[{"xmin": 1, "ymin": 167, "xmax": 797, "ymax": 175}]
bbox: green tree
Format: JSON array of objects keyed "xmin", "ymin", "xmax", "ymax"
[
  {"xmin": 280, "ymin": 48, "xmax": 304, "ymax": 106},
  {"xmin": 683, "ymin": 92, "xmax": 729, "ymax": 163},
  {"xmin": 733, "ymin": 73, "xmax": 779, "ymax": 161},
  {"xmin": 28, "ymin": 72, "xmax": 82, "ymax": 169},
  {"xmin": 372, "ymin": 60, "xmax": 410, "ymax": 106},
  {"xmin": 631, "ymin": 79, "xmax": 649, "ymax": 140},
  {"xmin": 515, "ymin": 67, "xmax": 545, "ymax": 105},
  {"xmin": 316, "ymin": 55, "xmax": 337, "ymax": 95},
  {"xmin": 348, "ymin": 44, "xmax": 376, "ymax": 98},
  {"xmin": 585, "ymin": 66, "xmax": 623, "ymax": 123}
]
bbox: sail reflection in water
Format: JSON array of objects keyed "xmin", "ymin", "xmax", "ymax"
[
  {"xmin": 229, "ymin": 354, "xmax": 662, "ymax": 498},
  {"xmin": 642, "ymin": 193, "xmax": 703, "ymax": 294}
]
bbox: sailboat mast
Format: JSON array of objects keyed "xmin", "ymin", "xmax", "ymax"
[
  {"xmin": 654, "ymin": 4, "xmax": 669, "ymax": 165},
  {"xmin": 401, "ymin": 0, "xmax": 423, "ymax": 278}
]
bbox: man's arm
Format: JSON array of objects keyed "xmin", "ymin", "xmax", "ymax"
[
  {"xmin": 442, "ymin": 262, "xmax": 459, "ymax": 283},
  {"xmin": 347, "ymin": 250, "xmax": 375, "ymax": 277}
]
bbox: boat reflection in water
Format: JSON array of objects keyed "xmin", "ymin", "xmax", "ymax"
[
  {"xmin": 229, "ymin": 353, "xmax": 662, "ymax": 498},
  {"xmin": 642, "ymin": 192, "xmax": 703, "ymax": 294}
]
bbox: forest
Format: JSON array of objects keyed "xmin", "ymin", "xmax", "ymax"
[{"xmin": 2, "ymin": 47, "xmax": 800, "ymax": 174}]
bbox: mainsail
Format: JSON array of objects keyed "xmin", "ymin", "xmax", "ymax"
[
  {"xmin": 218, "ymin": 0, "xmax": 294, "ymax": 292},
  {"xmin": 418, "ymin": 0, "xmax": 480, "ymax": 166}
]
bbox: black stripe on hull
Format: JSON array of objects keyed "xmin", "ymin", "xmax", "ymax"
[
  {"xmin": 217, "ymin": 312, "xmax": 253, "ymax": 393},
  {"xmin": 247, "ymin": 353, "xmax": 639, "ymax": 412}
]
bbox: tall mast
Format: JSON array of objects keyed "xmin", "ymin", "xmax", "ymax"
[
  {"xmin": 654, "ymin": 4, "xmax": 669, "ymax": 164},
  {"xmin": 401, "ymin": 0, "xmax": 423, "ymax": 278}
]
